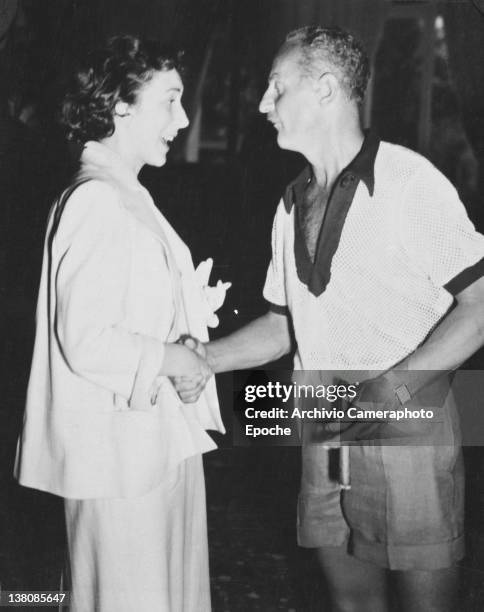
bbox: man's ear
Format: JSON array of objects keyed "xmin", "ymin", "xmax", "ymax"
[
  {"xmin": 114, "ymin": 101, "xmax": 131, "ymax": 117},
  {"xmin": 315, "ymin": 72, "xmax": 339, "ymax": 106}
]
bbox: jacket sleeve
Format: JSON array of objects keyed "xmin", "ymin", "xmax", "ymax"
[{"xmin": 54, "ymin": 180, "xmax": 165, "ymax": 401}]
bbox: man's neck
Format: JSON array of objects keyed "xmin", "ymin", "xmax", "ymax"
[{"xmin": 307, "ymin": 123, "xmax": 365, "ymax": 191}]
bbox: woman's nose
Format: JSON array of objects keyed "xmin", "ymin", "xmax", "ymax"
[{"xmin": 178, "ymin": 104, "xmax": 189, "ymax": 129}]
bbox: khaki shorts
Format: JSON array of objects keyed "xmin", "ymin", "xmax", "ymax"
[{"xmin": 297, "ymin": 392, "xmax": 465, "ymax": 570}]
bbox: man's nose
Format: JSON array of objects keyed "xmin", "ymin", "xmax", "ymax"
[{"xmin": 258, "ymin": 89, "xmax": 274, "ymax": 114}]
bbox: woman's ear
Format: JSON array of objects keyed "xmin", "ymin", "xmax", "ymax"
[{"xmin": 114, "ymin": 101, "xmax": 131, "ymax": 117}]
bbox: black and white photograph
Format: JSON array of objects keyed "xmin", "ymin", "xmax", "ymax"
[{"xmin": 2, "ymin": 1, "xmax": 484, "ymax": 610}]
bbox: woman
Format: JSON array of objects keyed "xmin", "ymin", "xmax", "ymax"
[{"xmin": 14, "ymin": 35, "xmax": 227, "ymax": 611}]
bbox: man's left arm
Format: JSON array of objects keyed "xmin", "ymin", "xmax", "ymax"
[
  {"xmin": 383, "ymin": 160, "xmax": 484, "ymax": 397},
  {"xmin": 333, "ymin": 277, "xmax": 484, "ymax": 443},
  {"xmin": 393, "ymin": 274, "xmax": 484, "ymax": 394}
]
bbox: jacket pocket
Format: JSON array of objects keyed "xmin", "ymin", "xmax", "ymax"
[{"xmin": 112, "ymin": 393, "xmax": 130, "ymax": 411}]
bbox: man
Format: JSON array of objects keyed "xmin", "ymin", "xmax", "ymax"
[{"xmin": 177, "ymin": 26, "xmax": 484, "ymax": 611}]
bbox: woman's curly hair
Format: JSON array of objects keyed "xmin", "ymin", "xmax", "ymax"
[
  {"xmin": 285, "ymin": 26, "xmax": 370, "ymax": 104},
  {"xmin": 60, "ymin": 35, "xmax": 184, "ymax": 143}
]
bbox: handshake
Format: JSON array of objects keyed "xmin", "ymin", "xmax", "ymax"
[{"xmin": 170, "ymin": 335, "xmax": 212, "ymax": 404}]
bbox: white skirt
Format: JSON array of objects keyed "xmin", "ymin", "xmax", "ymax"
[{"xmin": 64, "ymin": 454, "xmax": 211, "ymax": 612}]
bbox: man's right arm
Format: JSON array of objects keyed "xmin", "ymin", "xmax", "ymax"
[
  {"xmin": 172, "ymin": 311, "xmax": 292, "ymax": 403},
  {"xmin": 207, "ymin": 310, "xmax": 292, "ymax": 373}
]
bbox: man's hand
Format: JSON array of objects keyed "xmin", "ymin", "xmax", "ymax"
[
  {"xmin": 308, "ymin": 373, "xmax": 436, "ymax": 445},
  {"xmin": 172, "ymin": 336, "xmax": 210, "ymax": 404}
]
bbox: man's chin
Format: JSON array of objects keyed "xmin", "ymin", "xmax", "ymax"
[{"xmin": 276, "ymin": 133, "xmax": 297, "ymax": 152}]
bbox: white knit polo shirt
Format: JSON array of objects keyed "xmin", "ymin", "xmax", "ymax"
[{"xmin": 263, "ymin": 141, "xmax": 484, "ymax": 370}]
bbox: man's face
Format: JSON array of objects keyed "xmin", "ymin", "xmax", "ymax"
[{"xmin": 259, "ymin": 46, "xmax": 322, "ymax": 153}]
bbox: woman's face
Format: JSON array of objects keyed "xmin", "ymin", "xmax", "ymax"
[{"xmin": 125, "ymin": 68, "xmax": 189, "ymax": 168}]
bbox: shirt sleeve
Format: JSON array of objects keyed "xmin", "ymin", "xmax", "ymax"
[
  {"xmin": 54, "ymin": 180, "xmax": 165, "ymax": 400},
  {"xmin": 263, "ymin": 199, "xmax": 288, "ymax": 308},
  {"xmin": 265, "ymin": 301, "xmax": 289, "ymax": 315},
  {"xmin": 399, "ymin": 161, "xmax": 484, "ymax": 292}
]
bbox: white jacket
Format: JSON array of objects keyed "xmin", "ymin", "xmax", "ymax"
[{"xmin": 15, "ymin": 142, "xmax": 225, "ymax": 499}]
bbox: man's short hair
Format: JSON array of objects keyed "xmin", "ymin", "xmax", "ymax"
[{"xmin": 285, "ymin": 26, "xmax": 370, "ymax": 104}]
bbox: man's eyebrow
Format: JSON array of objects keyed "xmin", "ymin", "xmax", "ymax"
[
  {"xmin": 164, "ymin": 87, "xmax": 183, "ymax": 94},
  {"xmin": 268, "ymin": 72, "xmax": 279, "ymax": 82}
]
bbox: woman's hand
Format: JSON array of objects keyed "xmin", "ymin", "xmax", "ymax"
[
  {"xmin": 159, "ymin": 342, "xmax": 212, "ymax": 404},
  {"xmin": 171, "ymin": 336, "xmax": 210, "ymax": 404}
]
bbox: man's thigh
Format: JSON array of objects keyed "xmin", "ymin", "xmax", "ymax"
[
  {"xmin": 315, "ymin": 545, "xmax": 459, "ymax": 612},
  {"xmin": 392, "ymin": 567, "xmax": 460, "ymax": 612},
  {"xmin": 316, "ymin": 544, "xmax": 390, "ymax": 612}
]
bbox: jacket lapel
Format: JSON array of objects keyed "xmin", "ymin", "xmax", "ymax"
[{"xmin": 121, "ymin": 185, "xmax": 171, "ymax": 246}]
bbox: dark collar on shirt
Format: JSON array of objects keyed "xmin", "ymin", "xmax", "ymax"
[
  {"xmin": 283, "ymin": 131, "xmax": 380, "ymax": 213},
  {"xmin": 286, "ymin": 131, "xmax": 380, "ymax": 297}
]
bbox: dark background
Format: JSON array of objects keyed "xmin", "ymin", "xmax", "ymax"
[{"xmin": 2, "ymin": 1, "xmax": 484, "ymax": 609}]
